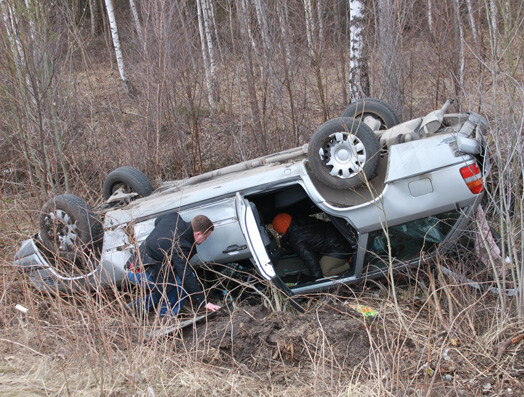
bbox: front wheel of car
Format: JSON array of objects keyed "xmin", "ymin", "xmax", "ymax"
[
  {"xmin": 342, "ymin": 98, "xmax": 400, "ymax": 131},
  {"xmin": 103, "ymin": 166, "xmax": 153, "ymax": 201},
  {"xmin": 308, "ymin": 117, "xmax": 380, "ymax": 189},
  {"xmin": 39, "ymin": 194, "xmax": 103, "ymax": 271}
]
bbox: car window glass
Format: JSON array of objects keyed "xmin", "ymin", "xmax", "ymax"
[{"xmin": 364, "ymin": 210, "xmax": 461, "ymax": 270}]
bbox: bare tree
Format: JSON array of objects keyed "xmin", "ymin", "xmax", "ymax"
[
  {"xmin": 303, "ymin": 0, "xmax": 329, "ymax": 121},
  {"xmin": 465, "ymin": 0, "xmax": 479, "ymax": 47},
  {"xmin": 277, "ymin": 0, "xmax": 292, "ymax": 66},
  {"xmin": 276, "ymin": 0, "xmax": 299, "ymax": 145},
  {"xmin": 377, "ymin": 0, "xmax": 403, "ymax": 117},
  {"xmin": 129, "ymin": 0, "xmax": 143, "ymax": 38},
  {"xmin": 427, "ymin": 0, "xmax": 434, "ymax": 36},
  {"xmin": 348, "ymin": 0, "xmax": 367, "ymax": 101},
  {"xmin": 0, "ymin": 0, "xmax": 74, "ymax": 201},
  {"xmin": 236, "ymin": 0, "xmax": 266, "ymax": 151},
  {"xmin": 88, "ymin": 0, "xmax": 100, "ymax": 36},
  {"xmin": 103, "ymin": 0, "xmax": 130, "ymax": 92},
  {"xmin": 196, "ymin": 0, "xmax": 213, "ymax": 108},
  {"xmin": 196, "ymin": 0, "xmax": 219, "ymax": 109},
  {"xmin": 453, "ymin": 0, "xmax": 465, "ymax": 106}
]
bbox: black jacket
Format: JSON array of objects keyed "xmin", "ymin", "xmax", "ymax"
[
  {"xmin": 283, "ymin": 216, "xmax": 353, "ymax": 277},
  {"xmin": 141, "ymin": 212, "xmax": 206, "ymax": 304}
]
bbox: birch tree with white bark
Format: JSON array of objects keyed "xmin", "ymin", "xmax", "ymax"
[
  {"xmin": 465, "ymin": 0, "xmax": 479, "ymax": 48},
  {"xmin": 348, "ymin": 0, "xmax": 366, "ymax": 101},
  {"xmin": 196, "ymin": 0, "xmax": 219, "ymax": 108},
  {"xmin": 103, "ymin": 0, "xmax": 130, "ymax": 92},
  {"xmin": 427, "ymin": 0, "xmax": 434, "ymax": 36}
]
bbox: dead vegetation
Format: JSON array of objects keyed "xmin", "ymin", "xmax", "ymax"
[{"xmin": 1, "ymin": 263, "xmax": 523, "ymax": 395}]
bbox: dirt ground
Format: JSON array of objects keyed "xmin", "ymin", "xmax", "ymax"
[
  {"xmin": 184, "ymin": 303, "xmax": 371, "ymax": 368},
  {"xmin": 150, "ymin": 298, "xmax": 523, "ymax": 396}
]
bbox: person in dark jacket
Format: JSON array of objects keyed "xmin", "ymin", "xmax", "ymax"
[
  {"xmin": 272, "ymin": 213, "xmax": 353, "ymax": 279},
  {"xmin": 126, "ymin": 211, "xmax": 221, "ymax": 317}
]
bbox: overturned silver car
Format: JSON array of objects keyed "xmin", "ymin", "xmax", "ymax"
[{"xmin": 14, "ymin": 98, "xmax": 491, "ymax": 300}]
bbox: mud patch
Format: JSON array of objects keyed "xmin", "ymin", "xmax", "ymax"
[{"xmin": 183, "ymin": 303, "xmax": 372, "ymax": 370}]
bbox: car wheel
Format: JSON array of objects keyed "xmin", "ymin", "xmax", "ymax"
[
  {"xmin": 342, "ymin": 98, "xmax": 400, "ymax": 131},
  {"xmin": 308, "ymin": 117, "xmax": 380, "ymax": 189},
  {"xmin": 39, "ymin": 194, "xmax": 103, "ymax": 264},
  {"xmin": 103, "ymin": 166, "xmax": 153, "ymax": 201}
]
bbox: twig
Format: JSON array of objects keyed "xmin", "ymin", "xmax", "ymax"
[{"xmin": 0, "ymin": 338, "xmax": 46, "ymax": 357}]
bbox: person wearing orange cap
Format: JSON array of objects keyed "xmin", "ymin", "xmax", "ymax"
[{"xmin": 272, "ymin": 213, "xmax": 353, "ymax": 279}]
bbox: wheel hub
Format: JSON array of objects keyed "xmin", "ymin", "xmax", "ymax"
[
  {"xmin": 43, "ymin": 210, "xmax": 78, "ymax": 251},
  {"xmin": 319, "ymin": 132, "xmax": 367, "ymax": 179}
]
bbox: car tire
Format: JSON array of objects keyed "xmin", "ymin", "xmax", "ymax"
[
  {"xmin": 308, "ymin": 117, "xmax": 380, "ymax": 189},
  {"xmin": 103, "ymin": 166, "xmax": 153, "ymax": 201},
  {"xmin": 342, "ymin": 98, "xmax": 400, "ymax": 130},
  {"xmin": 39, "ymin": 194, "xmax": 103, "ymax": 263}
]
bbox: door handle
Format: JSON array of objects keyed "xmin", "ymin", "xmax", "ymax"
[{"xmin": 223, "ymin": 244, "xmax": 247, "ymax": 254}]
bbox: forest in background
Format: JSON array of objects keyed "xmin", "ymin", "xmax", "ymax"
[
  {"xmin": 1, "ymin": 0, "xmax": 521, "ymax": 205},
  {"xmin": 0, "ymin": 0, "xmax": 523, "ymax": 395}
]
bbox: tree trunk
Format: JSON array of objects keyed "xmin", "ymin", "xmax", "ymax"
[
  {"xmin": 453, "ymin": 0, "xmax": 465, "ymax": 107},
  {"xmin": 202, "ymin": 0, "xmax": 219, "ymax": 104},
  {"xmin": 196, "ymin": 0, "xmax": 214, "ymax": 109},
  {"xmin": 88, "ymin": 0, "xmax": 99, "ymax": 36},
  {"xmin": 349, "ymin": 0, "xmax": 366, "ymax": 101},
  {"xmin": 103, "ymin": 0, "xmax": 130, "ymax": 92},
  {"xmin": 427, "ymin": 0, "xmax": 434, "ymax": 37},
  {"xmin": 236, "ymin": 0, "xmax": 265, "ymax": 151},
  {"xmin": 303, "ymin": 0, "xmax": 329, "ymax": 121},
  {"xmin": 377, "ymin": 0, "xmax": 403, "ymax": 117},
  {"xmin": 317, "ymin": 0, "xmax": 324, "ymax": 45},
  {"xmin": 303, "ymin": 0, "xmax": 315, "ymax": 59},
  {"xmin": 129, "ymin": 0, "xmax": 143, "ymax": 38},
  {"xmin": 465, "ymin": 0, "xmax": 479, "ymax": 47},
  {"xmin": 277, "ymin": 0, "xmax": 292, "ymax": 67}
]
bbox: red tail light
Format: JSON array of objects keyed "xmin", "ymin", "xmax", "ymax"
[{"xmin": 460, "ymin": 163, "xmax": 484, "ymax": 194}]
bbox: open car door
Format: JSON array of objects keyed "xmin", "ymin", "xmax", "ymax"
[{"xmin": 235, "ymin": 193, "xmax": 304, "ymax": 312}]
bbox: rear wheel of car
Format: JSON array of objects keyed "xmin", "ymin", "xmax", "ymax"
[
  {"xmin": 342, "ymin": 98, "xmax": 400, "ymax": 131},
  {"xmin": 39, "ymin": 194, "xmax": 103, "ymax": 274},
  {"xmin": 103, "ymin": 166, "xmax": 153, "ymax": 201},
  {"xmin": 308, "ymin": 117, "xmax": 380, "ymax": 189}
]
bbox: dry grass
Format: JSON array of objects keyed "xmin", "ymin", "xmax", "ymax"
[{"xmin": 1, "ymin": 251, "xmax": 523, "ymax": 395}]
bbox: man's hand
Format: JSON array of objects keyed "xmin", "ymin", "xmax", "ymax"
[{"xmin": 204, "ymin": 302, "xmax": 221, "ymax": 312}]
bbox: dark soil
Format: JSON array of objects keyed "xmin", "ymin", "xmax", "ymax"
[{"xmin": 182, "ymin": 303, "xmax": 372, "ymax": 370}]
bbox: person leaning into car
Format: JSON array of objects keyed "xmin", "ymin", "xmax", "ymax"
[
  {"xmin": 125, "ymin": 211, "xmax": 221, "ymax": 317},
  {"xmin": 272, "ymin": 213, "xmax": 353, "ymax": 279}
]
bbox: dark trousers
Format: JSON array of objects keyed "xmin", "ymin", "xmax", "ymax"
[{"xmin": 126, "ymin": 269, "xmax": 187, "ymax": 317}]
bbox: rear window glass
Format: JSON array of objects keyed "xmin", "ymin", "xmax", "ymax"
[{"xmin": 364, "ymin": 210, "xmax": 461, "ymax": 269}]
